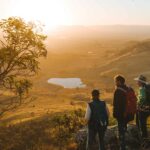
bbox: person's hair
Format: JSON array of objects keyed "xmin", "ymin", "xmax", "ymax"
[
  {"xmin": 91, "ymin": 89, "xmax": 100, "ymax": 97},
  {"xmin": 114, "ymin": 75, "xmax": 125, "ymax": 85}
]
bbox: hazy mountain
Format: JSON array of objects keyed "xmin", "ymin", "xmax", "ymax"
[
  {"xmin": 48, "ymin": 25, "xmax": 150, "ymax": 40},
  {"xmin": 96, "ymin": 40, "xmax": 150, "ymax": 86},
  {"xmin": 47, "ymin": 25, "xmax": 150, "ymax": 53}
]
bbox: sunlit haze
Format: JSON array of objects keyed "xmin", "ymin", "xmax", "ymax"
[{"xmin": 0, "ymin": 0, "xmax": 150, "ymax": 31}]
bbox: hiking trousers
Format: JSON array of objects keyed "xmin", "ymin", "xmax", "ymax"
[
  {"xmin": 86, "ymin": 125, "xmax": 106, "ymax": 150},
  {"xmin": 138, "ymin": 111, "xmax": 149, "ymax": 138},
  {"xmin": 117, "ymin": 120, "xmax": 127, "ymax": 150}
]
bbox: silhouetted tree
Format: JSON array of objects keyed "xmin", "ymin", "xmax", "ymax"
[
  {"xmin": 0, "ymin": 17, "xmax": 47, "ymax": 117},
  {"xmin": 0, "ymin": 17, "xmax": 47, "ymax": 98}
]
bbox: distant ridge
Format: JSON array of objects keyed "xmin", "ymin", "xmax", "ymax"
[{"xmin": 48, "ymin": 25, "xmax": 150, "ymax": 40}]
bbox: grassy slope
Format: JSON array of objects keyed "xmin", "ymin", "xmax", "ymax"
[
  {"xmin": 0, "ymin": 39, "xmax": 119, "ymax": 124},
  {"xmin": 0, "ymin": 33, "xmax": 150, "ymax": 149},
  {"xmin": 1, "ymin": 39, "xmax": 150, "ymax": 124}
]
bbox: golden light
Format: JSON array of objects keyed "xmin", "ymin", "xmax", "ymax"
[{"xmin": 10, "ymin": 0, "xmax": 72, "ymax": 31}]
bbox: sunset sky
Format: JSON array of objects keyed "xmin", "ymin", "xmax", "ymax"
[{"xmin": 0, "ymin": 0, "xmax": 150, "ymax": 29}]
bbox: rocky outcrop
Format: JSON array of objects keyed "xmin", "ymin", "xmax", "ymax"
[{"xmin": 76, "ymin": 125, "xmax": 150, "ymax": 150}]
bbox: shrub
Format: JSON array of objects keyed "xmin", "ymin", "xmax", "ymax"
[{"xmin": 0, "ymin": 109, "xmax": 85, "ymax": 150}]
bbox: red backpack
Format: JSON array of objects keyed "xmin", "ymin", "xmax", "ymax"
[{"xmin": 118, "ymin": 87, "xmax": 137, "ymax": 120}]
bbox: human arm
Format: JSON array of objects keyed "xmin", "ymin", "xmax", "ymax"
[
  {"xmin": 106, "ymin": 104, "xmax": 110, "ymax": 118},
  {"xmin": 85, "ymin": 104, "xmax": 91, "ymax": 122}
]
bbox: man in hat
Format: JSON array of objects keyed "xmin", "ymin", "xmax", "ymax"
[
  {"xmin": 85, "ymin": 89, "xmax": 109, "ymax": 150},
  {"xmin": 134, "ymin": 75, "xmax": 150, "ymax": 138}
]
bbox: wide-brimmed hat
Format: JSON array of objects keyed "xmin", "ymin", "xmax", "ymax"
[{"xmin": 134, "ymin": 75, "xmax": 148, "ymax": 84}]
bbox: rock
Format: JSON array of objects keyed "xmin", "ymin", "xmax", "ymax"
[
  {"xmin": 125, "ymin": 125, "xmax": 141, "ymax": 149},
  {"xmin": 76, "ymin": 125, "xmax": 150, "ymax": 150},
  {"xmin": 76, "ymin": 128, "xmax": 87, "ymax": 150},
  {"xmin": 104, "ymin": 126, "xmax": 119, "ymax": 150}
]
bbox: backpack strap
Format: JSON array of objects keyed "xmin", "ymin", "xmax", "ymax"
[
  {"xmin": 117, "ymin": 87, "xmax": 127, "ymax": 93},
  {"xmin": 117, "ymin": 86, "xmax": 133, "ymax": 92}
]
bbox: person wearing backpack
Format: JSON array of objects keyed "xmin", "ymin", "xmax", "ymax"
[
  {"xmin": 85, "ymin": 89, "xmax": 109, "ymax": 150},
  {"xmin": 113, "ymin": 75, "xmax": 137, "ymax": 150},
  {"xmin": 134, "ymin": 75, "xmax": 150, "ymax": 138}
]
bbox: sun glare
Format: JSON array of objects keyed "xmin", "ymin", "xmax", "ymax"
[{"xmin": 10, "ymin": 0, "xmax": 72, "ymax": 31}]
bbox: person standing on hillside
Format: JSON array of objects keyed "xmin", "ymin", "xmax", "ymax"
[
  {"xmin": 85, "ymin": 89, "xmax": 109, "ymax": 150},
  {"xmin": 134, "ymin": 75, "xmax": 150, "ymax": 138},
  {"xmin": 113, "ymin": 75, "xmax": 137, "ymax": 150}
]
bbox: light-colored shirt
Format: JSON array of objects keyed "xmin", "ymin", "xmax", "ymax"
[
  {"xmin": 85, "ymin": 104, "xmax": 91, "ymax": 121},
  {"xmin": 85, "ymin": 103, "xmax": 110, "ymax": 121}
]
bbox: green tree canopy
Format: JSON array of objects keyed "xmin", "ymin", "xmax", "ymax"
[{"xmin": 0, "ymin": 17, "xmax": 47, "ymax": 93}]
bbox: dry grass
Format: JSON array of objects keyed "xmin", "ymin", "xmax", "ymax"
[
  {"xmin": 0, "ymin": 109, "xmax": 85, "ymax": 150},
  {"xmin": 0, "ymin": 37, "xmax": 150, "ymax": 149},
  {"xmin": 1, "ymin": 39, "xmax": 150, "ymax": 123}
]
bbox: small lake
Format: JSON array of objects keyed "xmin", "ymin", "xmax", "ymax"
[{"xmin": 47, "ymin": 78, "xmax": 86, "ymax": 88}]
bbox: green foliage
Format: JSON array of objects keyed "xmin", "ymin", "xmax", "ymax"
[
  {"xmin": 0, "ymin": 109, "xmax": 85, "ymax": 150},
  {"xmin": 14, "ymin": 79, "xmax": 32, "ymax": 104},
  {"xmin": 0, "ymin": 17, "xmax": 47, "ymax": 95},
  {"xmin": 109, "ymin": 116, "xmax": 117, "ymax": 126},
  {"xmin": 51, "ymin": 109, "xmax": 85, "ymax": 146}
]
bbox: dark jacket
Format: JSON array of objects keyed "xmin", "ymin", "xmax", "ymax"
[
  {"xmin": 113, "ymin": 85, "xmax": 128, "ymax": 120},
  {"xmin": 88, "ymin": 99, "xmax": 108, "ymax": 129}
]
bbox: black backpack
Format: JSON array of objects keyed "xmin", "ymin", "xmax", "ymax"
[
  {"xmin": 88, "ymin": 100, "xmax": 108, "ymax": 128},
  {"xmin": 145, "ymin": 84, "xmax": 150, "ymax": 105}
]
